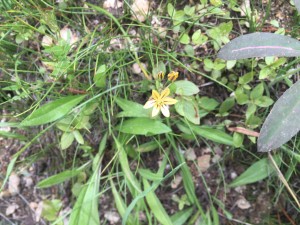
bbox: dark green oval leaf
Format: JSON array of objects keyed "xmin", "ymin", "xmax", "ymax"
[
  {"xmin": 258, "ymin": 80, "xmax": 300, "ymax": 152},
  {"xmin": 20, "ymin": 95, "xmax": 86, "ymax": 126},
  {"xmin": 218, "ymin": 32, "xmax": 300, "ymax": 60}
]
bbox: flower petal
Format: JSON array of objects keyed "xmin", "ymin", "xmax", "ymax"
[
  {"xmin": 161, "ymin": 105, "xmax": 170, "ymax": 117},
  {"xmin": 160, "ymin": 88, "xmax": 170, "ymax": 99},
  {"xmin": 152, "ymin": 106, "xmax": 160, "ymax": 117},
  {"xmin": 152, "ymin": 90, "xmax": 160, "ymax": 100},
  {"xmin": 163, "ymin": 97, "xmax": 178, "ymax": 105},
  {"xmin": 144, "ymin": 99, "xmax": 155, "ymax": 109}
]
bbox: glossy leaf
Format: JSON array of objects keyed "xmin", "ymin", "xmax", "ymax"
[
  {"xmin": 229, "ymin": 156, "xmax": 280, "ymax": 187},
  {"xmin": 218, "ymin": 32, "xmax": 300, "ymax": 60},
  {"xmin": 116, "ymin": 118, "xmax": 171, "ymax": 135},
  {"xmin": 20, "ymin": 95, "xmax": 86, "ymax": 126},
  {"xmin": 258, "ymin": 80, "xmax": 300, "ymax": 152}
]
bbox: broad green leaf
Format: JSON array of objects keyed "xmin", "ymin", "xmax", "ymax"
[
  {"xmin": 254, "ymin": 96, "xmax": 274, "ymax": 107},
  {"xmin": 170, "ymin": 207, "xmax": 194, "ymax": 225},
  {"xmin": 42, "ymin": 199, "xmax": 62, "ymax": 221},
  {"xmin": 116, "ymin": 118, "xmax": 171, "ymax": 135},
  {"xmin": 238, "ymin": 72, "xmax": 254, "ymax": 85},
  {"xmin": 250, "ymin": 83, "xmax": 264, "ymax": 100},
  {"xmin": 60, "ymin": 132, "xmax": 75, "ymax": 150},
  {"xmin": 115, "ymin": 97, "xmax": 150, "ymax": 118},
  {"xmin": 229, "ymin": 156, "xmax": 280, "ymax": 187},
  {"xmin": 192, "ymin": 125, "xmax": 233, "ymax": 146},
  {"xmin": 219, "ymin": 97, "xmax": 235, "ymax": 114},
  {"xmin": 218, "ymin": 32, "xmax": 300, "ymax": 60},
  {"xmin": 37, "ymin": 170, "xmax": 82, "ymax": 188},
  {"xmin": 258, "ymin": 79, "xmax": 300, "ymax": 152},
  {"xmin": 73, "ymin": 130, "xmax": 84, "ymax": 144},
  {"xmin": 192, "ymin": 30, "xmax": 208, "ymax": 45},
  {"xmin": 20, "ymin": 95, "xmax": 86, "ymax": 126},
  {"xmin": 180, "ymin": 33, "xmax": 190, "ymax": 44},
  {"xmin": 175, "ymin": 97, "xmax": 200, "ymax": 124},
  {"xmin": 174, "ymin": 80, "xmax": 199, "ymax": 96},
  {"xmin": 93, "ymin": 64, "xmax": 107, "ymax": 88},
  {"xmin": 69, "ymin": 166, "xmax": 100, "ymax": 225},
  {"xmin": 143, "ymin": 179, "xmax": 173, "ymax": 225}
]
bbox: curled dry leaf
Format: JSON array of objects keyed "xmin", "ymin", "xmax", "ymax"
[
  {"xmin": 131, "ymin": 0, "xmax": 150, "ymax": 22},
  {"xmin": 184, "ymin": 148, "xmax": 197, "ymax": 161},
  {"xmin": 197, "ymin": 155, "xmax": 211, "ymax": 172},
  {"xmin": 8, "ymin": 172, "xmax": 20, "ymax": 196},
  {"xmin": 6, "ymin": 203, "xmax": 19, "ymax": 215},
  {"xmin": 236, "ymin": 196, "xmax": 251, "ymax": 209}
]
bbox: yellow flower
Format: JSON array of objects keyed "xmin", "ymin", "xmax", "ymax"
[
  {"xmin": 167, "ymin": 71, "xmax": 178, "ymax": 82},
  {"xmin": 144, "ymin": 88, "xmax": 177, "ymax": 117}
]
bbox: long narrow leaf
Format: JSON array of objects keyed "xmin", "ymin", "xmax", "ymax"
[
  {"xmin": 218, "ymin": 32, "xmax": 300, "ymax": 60},
  {"xmin": 21, "ymin": 95, "xmax": 86, "ymax": 126},
  {"xmin": 143, "ymin": 179, "xmax": 173, "ymax": 225},
  {"xmin": 258, "ymin": 80, "xmax": 300, "ymax": 152}
]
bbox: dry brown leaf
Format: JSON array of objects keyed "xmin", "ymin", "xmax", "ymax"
[
  {"xmin": 227, "ymin": 126, "xmax": 259, "ymax": 137},
  {"xmin": 104, "ymin": 211, "xmax": 120, "ymax": 224},
  {"xmin": 197, "ymin": 155, "xmax": 211, "ymax": 172},
  {"xmin": 60, "ymin": 27, "xmax": 79, "ymax": 46},
  {"xmin": 103, "ymin": 0, "xmax": 123, "ymax": 9},
  {"xmin": 6, "ymin": 203, "xmax": 19, "ymax": 215},
  {"xmin": 8, "ymin": 172, "xmax": 20, "ymax": 195},
  {"xmin": 184, "ymin": 148, "xmax": 196, "ymax": 161}
]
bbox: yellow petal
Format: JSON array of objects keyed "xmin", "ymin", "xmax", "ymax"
[
  {"xmin": 152, "ymin": 106, "xmax": 160, "ymax": 117},
  {"xmin": 144, "ymin": 99, "xmax": 155, "ymax": 109},
  {"xmin": 160, "ymin": 88, "xmax": 170, "ymax": 99},
  {"xmin": 163, "ymin": 97, "xmax": 177, "ymax": 105},
  {"xmin": 161, "ymin": 105, "xmax": 170, "ymax": 117},
  {"xmin": 152, "ymin": 90, "xmax": 160, "ymax": 100}
]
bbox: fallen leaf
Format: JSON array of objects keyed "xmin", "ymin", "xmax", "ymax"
[
  {"xmin": 6, "ymin": 203, "xmax": 19, "ymax": 215},
  {"xmin": 197, "ymin": 155, "xmax": 211, "ymax": 172},
  {"xmin": 184, "ymin": 148, "xmax": 196, "ymax": 161},
  {"xmin": 131, "ymin": 0, "xmax": 149, "ymax": 22},
  {"xmin": 227, "ymin": 126, "xmax": 259, "ymax": 137},
  {"xmin": 236, "ymin": 196, "xmax": 251, "ymax": 209},
  {"xmin": 8, "ymin": 172, "xmax": 20, "ymax": 196}
]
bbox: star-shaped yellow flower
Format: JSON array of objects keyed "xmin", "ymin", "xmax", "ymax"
[{"xmin": 144, "ymin": 88, "xmax": 177, "ymax": 117}]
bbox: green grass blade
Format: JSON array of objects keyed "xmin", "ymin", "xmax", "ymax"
[{"xmin": 143, "ymin": 178, "xmax": 173, "ymax": 225}]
